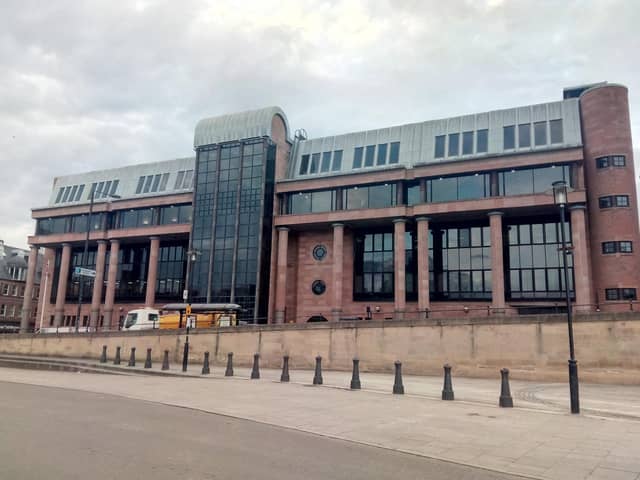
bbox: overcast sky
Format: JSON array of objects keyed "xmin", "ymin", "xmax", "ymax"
[{"xmin": 1, "ymin": 0, "xmax": 639, "ymax": 248}]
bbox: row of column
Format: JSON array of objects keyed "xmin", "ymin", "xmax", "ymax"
[
  {"xmin": 272, "ymin": 207, "xmax": 592, "ymax": 322},
  {"xmin": 20, "ymin": 236, "xmax": 162, "ymax": 332}
]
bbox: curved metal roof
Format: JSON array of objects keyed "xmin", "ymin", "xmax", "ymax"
[{"xmin": 194, "ymin": 106, "xmax": 290, "ymax": 148}]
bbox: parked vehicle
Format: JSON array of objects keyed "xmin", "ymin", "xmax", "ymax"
[
  {"xmin": 123, "ymin": 308, "xmax": 160, "ymax": 331},
  {"xmin": 122, "ymin": 304, "xmax": 242, "ymax": 331}
]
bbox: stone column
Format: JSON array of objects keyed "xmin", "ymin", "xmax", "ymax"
[
  {"xmin": 19, "ymin": 245, "xmax": 39, "ymax": 333},
  {"xmin": 331, "ymin": 223, "xmax": 344, "ymax": 322},
  {"xmin": 90, "ymin": 240, "xmax": 107, "ymax": 328},
  {"xmin": 569, "ymin": 205, "xmax": 593, "ymax": 311},
  {"xmin": 488, "ymin": 212, "xmax": 505, "ymax": 313},
  {"xmin": 274, "ymin": 227, "xmax": 289, "ymax": 323},
  {"xmin": 145, "ymin": 237, "xmax": 160, "ymax": 308},
  {"xmin": 416, "ymin": 217, "xmax": 431, "ymax": 316},
  {"xmin": 54, "ymin": 243, "xmax": 72, "ymax": 327},
  {"xmin": 393, "ymin": 219, "xmax": 406, "ymax": 320},
  {"xmin": 103, "ymin": 239, "xmax": 120, "ymax": 329}
]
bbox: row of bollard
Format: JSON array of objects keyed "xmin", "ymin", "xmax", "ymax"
[{"xmin": 99, "ymin": 345, "xmax": 515, "ymax": 408}]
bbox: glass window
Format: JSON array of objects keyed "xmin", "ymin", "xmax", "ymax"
[
  {"xmin": 458, "ymin": 174, "xmax": 489, "ymax": 201},
  {"xmin": 346, "ymin": 187, "xmax": 368, "ymax": 210},
  {"xmin": 151, "ymin": 174, "xmax": 161, "ymax": 192},
  {"xmin": 616, "ymin": 195, "xmax": 629, "ymax": 207},
  {"xmin": 462, "ymin": 131, "xmax": 473, "ymax": 155},
  {"xmin": 619, "ymin": 241, "xmax": 633, "ymax": 253},
  {"xmin": 622, "ymin": 288, "xmax": 637, "ymax": 300},
  {"xmin": 503, "ymin": 126, "xmax": 515, "ymax": 150},
  {"xmin": 612, "ymin": 155, "xmax": 626, "ymax": 167},
  {"xmin": 159, "ymin": 174, "xmax": 169, "ymax": 191},
  {"xmin": 448, "ymin": 133, "xmax": 459, "ymax": 157},
  {"xmin": 602, "ymin": 242, "xmax": 617, "ymax": 254},
  {"xmin": 405, "ymin": 182, "xmax": 421, "ymax": 206},
  {"xmin": 376, "ymin": 144, "xmax": 387, "ymax": 165},
  {"xmin": 550, "ymin": 119, "xmax": 563, "ymax": 144},
  {"xmin": 289, "ymin": 192, "xmax": 312, "ymax": 214},
  {"xmin": 299, "ymin": 154, "xmax": 310, "ymax": 175},
  {"xmin": 389, "ymin": 142, "xmax": 400, "ymax": 164},
  {"xmin": 311, "ymin": 191, "xmax": 333, "ymax": 212},
  {"xmin": 476, "ymin": 129, "xmax": 488, "ymax": 153},
  {"xmin": 320, "ymin": 152, "xmax": 332, "ymax": 173},
  {"xmin": 69, "ymin": 185, "xmax": 78, "ymax": 202},
  {"xmin": 599, "ymin": 196, "xmax": 612, "ymax": 208},
  {"xmin": 368, "ymin": 184, "xmax": 395, "ymax": 209},
  {"xmin": 353, "ymin": 147, "xmax": 363, "ymax": 168},
  {"xmin": 518, "ymin": 124, "xmax": 531, "ymax": 148},
  {"xmin": 174, "ymin": 171, "xmax": 185, "ymax": 189},
  {"xmin": 434, "ymin": 135, "xmax": 445, "ymax": 158},
  {"xmin": 354, "ymin": 231, "xmax": 394, "ymax": 300},
  {"xmin": 183, "ymin": 170, "xmax": 193, "ymax": 188},
  {"xmin": 143, "ymin": 176, "xmax": 153, "ymax": 193},
  {"xmin": 364, "ymin": 145, "xmax": 375, "ymax": 167},
  {"xmin": 75, "ymin": 184, "xmax": 85, "ymax": 201},
  {"xmin": 332, "ymin": 150, "xmax": 343, "ymax": 171},
  {"xmin": 430, "ymin": 177, "xmax": 457, "ymax": 202},
  {"xmin": 533, "ymin": 165, "xmax": 564, "ymax": 193},
  {"xmin": 309, "ymin": 153, "xmax": 320, "ymax": 174},
  {"xmin": 596, "ymin": 157, "xmax": 609, "ymax": 169},
  {"xmin": 501, "ymin": 169, "xmax": 533, "ymax": 196},
  {"xmin": 605, "ymin": 288, "xmax": 619, "ymax": 301},
  {"xmin": 61, "ymin": 186, "xmax": 72, "ymax": 203},
  {"xmin": 534, "ymin": 121, "xmax": 547, "ymax": 146},
  {"xmin": 55, "ymin": 188, "xmax": 64, "ymax": 204}
]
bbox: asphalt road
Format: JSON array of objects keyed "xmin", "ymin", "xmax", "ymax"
[{"xmin": 0, "ymin": 381, "xmax": 525, "ymax": 480}]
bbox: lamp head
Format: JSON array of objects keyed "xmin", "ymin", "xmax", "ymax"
[{"xmin": 552, "ymin": 181, "xmax": 568, "ymax": 206}]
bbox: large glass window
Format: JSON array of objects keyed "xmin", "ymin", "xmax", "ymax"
[
  {"xmin": 477, "ymin": 129, "xmax": 488, "ymax": 153},
  {"xmin": 427, "ymin": 173, "xmax": 490, "ymax": 203},
  {"xmin": 448, "ymin": 133, "xmax": 459, "ymax": 157},
  {"xmin": 498, "ymin": 165, "xmax": 571, "ymax": 196},
  {"xmin": 405, "ymin": 181, "xmax": 422, "ymax": 206},
  {"xmin": 288, "ymin": 190, "xmax": 335, "ymax": 214},
  {"xmin": 345, "ymin": 183, "xmax": 396, "ymax": 210},
  {"xmin": 389, "ymin": 142, "xmax": 400, "ymax": 164},
  {"xmin": 156, "ymin": 243, "xmax": 187, "ymax": 300},
  {"xmin": 503, "ymin": 126, "xmax": 515, "ymax": 150},
  {"xmin": 434, "ymin": 135, "xmax": 445, "ymax": 158},
  {"xmin": 332, "ymin": 150, "xmax": 343, "ymax": 171},
  {"xmin": 353, "ymin": 147, "xmax": 364, "ymax": 168},
  {"xmin": 364, "ymin": 145, "xmax": 375, "ymax": 167},
  {"xmin": 462, "ymin": 131, "xmax": 474, "ymax": 155},
  {"xmin": 518, "ymin": 124, "xmax": 531, "ymax": 148},
  {"xmin": 159, "ymin": 204, "xmax": 192, "ymax": 224},
  {"xmin": 534, "ymin": 121, "xmax": 547, "ymax": 146},
  {"xmin": 506, "ymin": 220, "xmax": 573, "ymax": 299},
  {"xmin": 320, "ymin": 152, "xmax": 332, "ymax": 173},
  {"xmin": 377, "ymin": 144, "xmax": 387, "ymax": 165},
  {"xmin": 354, "ymin": 231, "xmax": 394, "ymax": 300}
]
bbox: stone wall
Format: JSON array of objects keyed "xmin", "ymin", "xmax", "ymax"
[{"xmin": 1, "ymin": 312, "xmax": 639, "ymax": 384}]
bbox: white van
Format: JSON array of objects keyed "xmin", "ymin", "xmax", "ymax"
[{"xmin": 123, "ymin": 308, "xmax": 160, "ymax": 331}]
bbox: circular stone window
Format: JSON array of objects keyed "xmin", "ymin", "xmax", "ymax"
[
  {"xmin": 312, "ymin": 244, "xmax": 327, "ymax": 261},
  {"xmin": 311, "ymin": 280, "xmax": 326, "ymax": 295}
]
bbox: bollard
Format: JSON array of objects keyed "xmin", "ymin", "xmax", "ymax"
[
  {"xmin": 499, "ymin": 368, "xmax": 514, "ymax": 408},
  {"xmin": 128, "ymin": 347, "xmax": 136, "ymax": 367},
  {"xmin": 313, "ymin": 356, "xmax": 323, "ymax": 385},
  {"xmin": 202, "ymin": 352, "xmax": 210, "ymax": 375},
  {"xmin": 251, "ymin": 353, "xmax": 260, "ymax": 379},
  {"xmin": 442, "ymin": 364, "xmax": 454, "ymax": 401},
  {"xmin": 393, "ymin": 361, "xmax": 404, "ymax": 394},
  {"xmin": 113, "ymin": 346, "xmax": 121, "ymax": 365},
  {"xmin": 225, "ymin": 352, "xmax": 234, "ymax": 376},
  {"xmin": 182, "ymin": 327, "xmax": 190, "ymax": 373},
  {"xmin": 280, "ymin": 355, "xmax": 290, "ymax": 382},
  {"xmin": 350, "ymin": 358, "xmax": 361, "ymax": 390},
  {"xmin": 99, "ymin": 345, "xmax": 107, "ymax": 363},
  {"xmin": 162, "ymin": 350, "xmax": 170, "ymax": 371},
  {"xmin": 144, "ymin": 348, "xmax": 152, "ymax": 369}
]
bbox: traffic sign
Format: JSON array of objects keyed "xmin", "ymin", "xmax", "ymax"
[
  {"xmin": 183, "ymin": 289, "xmax": 189, "ymax": 301},
  {"xmin": 74, "ymin": 267, "xmax": 96, "ymax": 278}
]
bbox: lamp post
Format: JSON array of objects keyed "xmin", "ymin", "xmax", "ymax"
[
  {"xmin": 552, "ymin": 180, "xmax": 580, "ymax": 414},
  {"xmin": 75, "ymin": 188, "xmax": 121, "ymax": 333}
]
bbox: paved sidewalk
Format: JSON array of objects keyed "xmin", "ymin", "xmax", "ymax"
[{"xmin": 1, "ymin": 357, "xmax": 640, "ymax": 479}]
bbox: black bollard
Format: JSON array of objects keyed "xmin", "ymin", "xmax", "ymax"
[
  {"xmin": 499, "ymin": 368, "xmax": 514, "ymax": 408},
  {"xmin": 350, "ymin": 358, "xmax": 361, "ymax": 390},
  {"xmin": 313, "ymin": 356, "xmax": 323, "ymax": 385},
  {"xmin": 162, "ymin": 350, "xmax": 170, "ymax": 371},
  {"xmin": 225, "ymin": 352, "xmax": 234, "ymax": 377},
  {"xmin": 280, "ymin": 355, "xmax": 290, "ymax": 382},
  {"xmin": 251, "ymin": 353, "xmax": 260, "ymax": 379},
  {"xmin": 99, "ymin": 345, "xmax": 107, "ymax": 363},
  {"xmin": 128, "ymin": 347, "xmax": 136, "ymax": 367},
  {"xmin": 393, "ymin": 361, "xmax": 404, "ymax": 394},
  {"xmin": 442, "ymin": 364, "xmax": 454, "ymax": 400},
  {"xmin": 144, "ymin": 348, "xmax": 152, "ymax": 369},
  {"xmin": 113, "ymin": 346, "xmax": 121, "ymax": 365},
  {"xmin": 202, "ymin": 352, "xmax": 210, "ymax": 375},
  {"xmin": 182, "ymin": 327, "xmax": 190, "ymax": 373}
]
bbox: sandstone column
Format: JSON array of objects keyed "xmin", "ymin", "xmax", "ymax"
[
  {"xmin": 274, "ymin": 227, "xmax": 289, "ymax": 323},
  {"xmin": 331, "ymin": 223, "xmax": 344, "ymax": 322},
  {"xmin": 19, "ymin": 245, "xmax": 39, "ymax": 332},
  {"xmin": 416, "ymin": 217, "xmax": 431, "ymax": 317},
  {"xmin": 90, "ymin": 240, "xmax": 107, "ymax": 328},
  {"xmin": 569, "ymin": 205, "xmax": 593, "ymax": 311},
  {"xmin": 488, "ymin": 212, "xmax": 505, "ymax": 313},
  {"xmin": 54, "ymin": 243, "xmax": 72, "ymax": 327},
  {"xmin": 393, "ymin": 219, "xmax": 406, "ymax": 320},
  {"xmin": 145, "ymin": 236, "xmax": 160, "ymax": 308},
  {"xmin": 103, "ymin": 239, "xmax": 120, "ymax": 329}
]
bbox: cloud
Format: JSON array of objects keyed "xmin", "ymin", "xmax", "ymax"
[{"xmin": 0, "ymin": 0, "xmax": 639, "ymax": 248}]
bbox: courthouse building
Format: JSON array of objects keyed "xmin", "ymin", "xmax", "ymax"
[{"xmin": 19, "ymin": 82, "xmax": 640, "ymax": 330}]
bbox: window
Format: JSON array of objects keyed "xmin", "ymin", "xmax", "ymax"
[
  {"xmin": 288, "ymin": 190, "xmax": 335, "ymax": 214},
  {"xmin": 499, "ymin": 165, "xmax": 571, "ymax": 196},
  {"xmin": 534, "ymin": 121, "xmax": 547, "ymax": 146},
  {"xmin": 135, "ymin": 177, "xmax": 145, "ymax": 194},
  {"xmin": 606, "ymin": 288, "xmax": 637, "ymax": 301},
  {"xmin": 599, "ymin": 196, "xmax": 612, "ymax": 208},
  {"xmin": 69, "ymin": 185, "xmax": 78, "ymax": 202},
  {"xmin": 354, "ymin": 231, "xmax": 394, "ymax": 300},
  {"xmin": 428, "ymin": 173, "xmax": 490, "ymax": 203},
  {"xmin": 599, "ymin": 195, "xmax": 629, "ymax": 208},
  {"xmin": 596, "ymin": 157, "xmax": 609, "ymax": 169},
  {"xmin": 389, "ymin": 142, "xmax": 400, "ymax": 164},
  {"xmin": 76, "ymin": 184, "xmax": 85, "ymax": 201},
  {"xmin": 620, "ymin": 241, "xmax": 633, "ymax": 253},
  {"xmin": 623, "ymin": 288, "xmax": 638, "ymax": 300},
  {"xmin": 311, "ymin": 280, "xmax": 326, "ymax": 295},
  {"xmin": 309, "ymin": 153, "xmax": 320, "ymax": 174},
  {"xmin": 345, "ymin": 184, "xmax": 396, "ymax": 210},
  {"xmin": 353, "ymin": 147, "xmax": 364, "ymax": 168},
  {"xmin": 158, "ymin": 174, "xmax": 169, "ymax": 191},
  {"xmin": 462, "ymin": 131, "xmax": 474, "ymax": 155},
  {"xmin": 299, "ymin": 154, "xmax": 310, "ymax": 175},
  {"xmin": 405, "ymin": 181, "xmax": 421, "ymax": 206},
  {"xmin": 616, "ymin": 195, "xmax": 629, "ymax": 207},
  {"xmin": 320, "ymin": 152, "xmax": 332, "ymax": 173},
  {"xmin": 477, "ymin": 129, "xmax": 488, "ymax": 153},
  {"xmin": 518, "ymin": 124, "xmax": 531, "ymax": 148},
  {"xmin": 448, "ymin": 133, "xmax": 459, "ymax": 157},
  {"xmin": 503, "ymin": 126, "xmax": 515, "ymax": 150},
  {"xmin": 364, "ymin": 145, "xmax": 375, "ymax": 167},
  {"xmin": 312, "ymin": 245, "xmax": 327, "ymax": 261},
  {"xmin": 182, "ymin": 170, "xmax": 193, "ymax": 189},
  {"xmin": 606, "ymin": 288, "xmax": 619, "ymax": 300},
  {"xmin": 602, "ymin": 241, "xmax": 633, "ymax": 254},
  {"xmin": 612, "ymin": 155, "xmax": 626, "ymax": 167},
  {"xmin": 55, "ymin": 188, "xmax": 65, "ymax": 204},
  {"xmin": 376, "ymin": 143, "xmax": 387, "ymax": 165},
  {"xmin": 331, "ymin": 150, "xmax": 343, "ymax": 171},
  {"xmin": 151, "ymin": 174, "xmax": 161, "ymax": 192},
  {"xmin": 550, "ymin": 119, "xmax": 563, "ymax": 144},
  {"xmin": 602, "ymin": 242, "xmax": 617, "ymax": 254},
  {"xmin": 434, "ymin": 135, "xmax": 445, "ymax": 158},
  {"xmin": 61, "ymin": 186, "xmax": 72, "ymax": 203},
  {"xmin": 143, "ymin": 176, "xmax": 153, "ymax": 193}
]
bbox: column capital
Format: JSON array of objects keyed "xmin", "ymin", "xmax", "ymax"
[
  {"xmin": 277, "ymin": 226, "xmax": 290, "ymax": 232},
  {"xmin": 487, "ymin": 211, "xmax": 504, "ymax": 217},
  {"xmin": 392, "ymin": 218, "xmax": 407, "ymax": 224},
  {"xmin": 149, "ymin": 236, "xmax": 160, "ymax": 241},
  {"xmin": 331, "ymin": 223, "xmax": 344, "ymax": 229},
  {"xmin": 568, "ymin": 204, "xmax": 587, "ymax": 212},
  {"xmin": 415, "ymin": 216, "xmax": 431, "ymax": 223},
  {"xmin": 97, "ymin": 239, "xmax": 108, "ymax": 245},
  {"xmin": 110, "ymin": 238, "xmax": 120, "ymax": 245},
  {"xmin": 61, "ymin": 242, "xmax": 72, "ymax": 248}
]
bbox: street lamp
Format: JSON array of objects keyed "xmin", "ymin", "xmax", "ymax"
[
  {"xmin": 552, "ymin": 180, "xmax": 580, "ymax": 414},
  {"xmin": 75, "ymin": 188, "xmax": 121, "ymax": 333}
]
